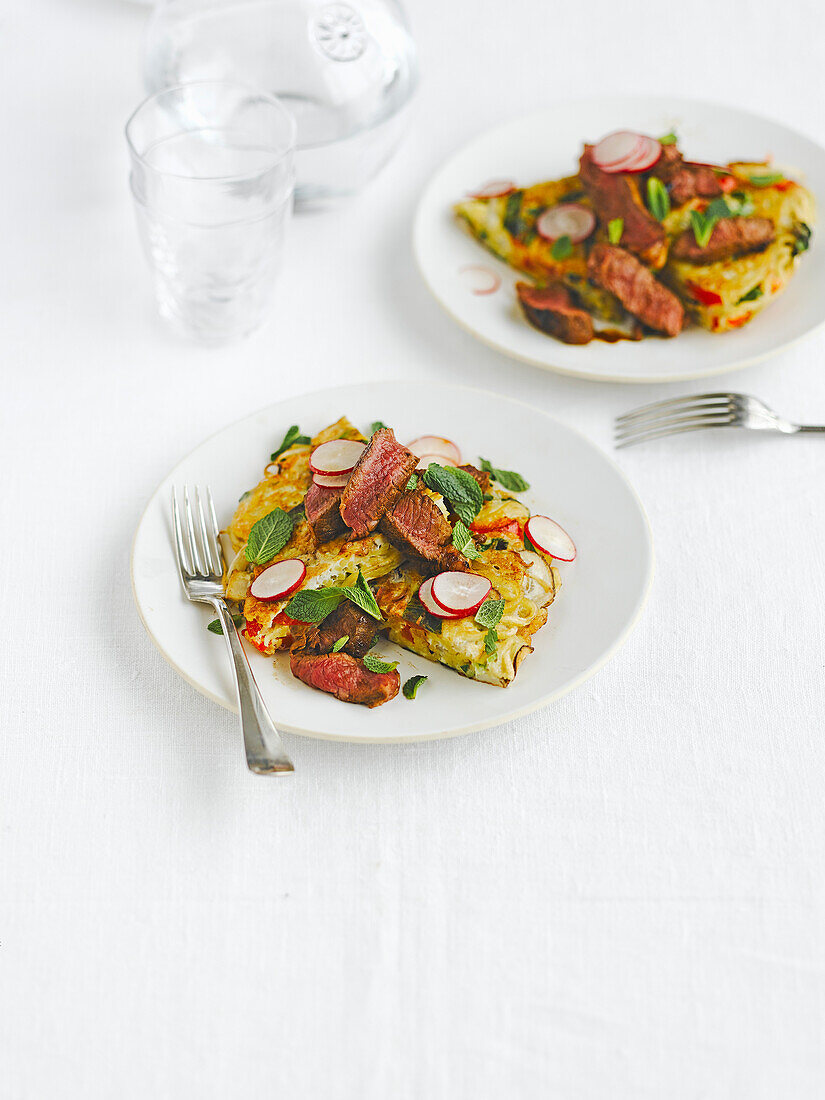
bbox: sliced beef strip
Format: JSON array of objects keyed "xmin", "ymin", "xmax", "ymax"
[
  {"xmin": 339, "ymin": 428, "xmax": 419, "ymax": 538},
  {"xmin": 670, "ymin": 216, "xmax": 775, "ymax": 265},
  {"xmin": 587, "ymin": 243, "xmax": 684, "ymax": 337},
  {"xmin": 651, "ymin": 145, "xmax": 724, "ymax": 207},
  {"xmin": 292, "ymin": 601, "xmax": 379, "ymax": 659},
  {"xmin": 305, "ymin": 481, "xmax": 346, "ymax": 543},
  {"xmin": 379, "ymin": 487, "xmax": 464, "ymax": 572},
  {"xmin": 516, "ymin": 281, "xmax": 594, "ymax": 345},
  {"xmin": 579, "ymin": 146, "xmax": 668, "ymax": 269},
  {"xmin": 458, "ymin": 464, "xmax": 492, "ymax": 494},
  {"xmin": 289, "ymin": 651, "xmax": 399, "ymax": 707}
]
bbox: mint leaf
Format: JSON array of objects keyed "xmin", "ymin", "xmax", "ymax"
[
  {"xmin": 551, "ymin": 234, "xmax": 573, "ymax": 260},
  {"xmin": 475, "ymin": 598, "xmax": 505, "ymax": 630},
  {"xmin": 402, "ymin": 674, "xmax": 428, "ymax": 700},
  {"xmin": 704, "ymin": 197, "xmax": 733, "ymax": 220},
  {"xmin": 452, "ymin": 520, "xmax": 480, "ymax": 561},
  {"xmin": 737, "ymin": 285, "xmax": 763, "ymax": 303},
  {"xmin": 479, "ymin": 458, "xmax": 529, "ymax": 493},
  {"xmin": 422, "ymin": 464, "xmax": 483, "ymax": 526},
  {"xmin": 285, "ymin": 587, "xmax": 343, "ymax": 623},
  {"xmin": 207, "ymin": 613, "xmax": 244, "ymax": 635},
  {"xmin": 403, "ymin": 594, "xmax": 442, "ymax": 635},
  {"xmin": 271, "ymin": 425, "xmax": 310, "ymax": 461},
  {"xmin": 749, "ymin": 171, "xmax": 784, "ymax": 187},
  {"xmin": 608, "ymin": 217, "xmax": 624, "ymax": 244},
  {"xmin": 245, "ymin": 507, "xmax": 294, "ymax": 565},
  {"xmin": 340, "ymin": 568, "xmax": 383, "ymax": 621},
  {"xmin": 405, "ymin": 473, "xmax": 419, "ymax": 492},
  {"xmin": 658, "ymin": 131, "xmax": 678, "ymax": 145},
  {"xmin": 369, "ymin": 420, "xmax": 389, "ymax": 435},
  {"xmin": 363, "ymin": 653, "xmax": 398, "ymax": 674},
  {"xmin": 484, "ymin": 627, "xmax": 498, "ymax": 655},
  {"xmin": 792, "ymin": 222, "xmax": 812, "ymax": 257},
  {"xmin": 646, "ymin": 177, "xmax": 670, "ymax": 222},
  {"xmin": 690, "ymin": 209, "xmax": 717, "ymax": 249},
  {"xmin": 331, "ymin": 635, "xmax": 349, "ymax": 652}
]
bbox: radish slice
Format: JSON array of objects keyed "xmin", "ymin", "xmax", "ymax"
[
  {"xmin": 614, "ymin": 136, "xmax": 662, "ymax": 173},
  {"xmin": 592, "ymin": 131, "xmax": 645, "ymax": 168},
  {"xmin": 525, "ymin": 515, "xmax": 576, "ymax": 561},
  {"xmin": 459, "ymin": 263, "xmax": 501, "ymax": 295},
  {"xmin": 431, "ymin": 571, "xmax": 492, "ymax": 615},
  {"xmin": 310, "ymin": 439, "xmax": 365, "ymax": 476},
  {"xmin": 536, "ymin": 203, "xmax": 596, "ymax": 243},
  {"xmin": 468, "ymin": 179, "xmax": 516, "ymax": 199},
  {"xmin": 418, "ymin": 577, "xmax": 463, "ymax": 619},
  {"xmin": 250, "ymin": 558, "xmax": 306, "ymax": 601},
  {"xmin": 313, "ymin": 472, "xmax": 350, "ymax": 488},
  {"xmin": 408, "ymin": 435, "xmax": 462, "ymax": 464},
  {"xmin": 416, "ymin": 453, "xmax": 458, "ymax": 470}
]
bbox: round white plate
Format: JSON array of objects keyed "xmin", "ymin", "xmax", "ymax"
[
  {"xmin": 131, "ymin": 381, "xmax": 653, "ymax": 742},
  {"xmin": 413, "ymin": 97, "xmax": 825, "ymax": 384}
]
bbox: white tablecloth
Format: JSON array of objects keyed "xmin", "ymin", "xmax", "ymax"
[{"xmin": 3, "ymin": 2, "xmax": 824, "ymax": 1096}]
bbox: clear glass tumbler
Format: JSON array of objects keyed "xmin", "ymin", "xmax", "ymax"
[{"xmin": 126, "ymin": 81, "xmax": 296, "ymax": 341}]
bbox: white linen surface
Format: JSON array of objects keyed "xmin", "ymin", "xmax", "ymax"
[{"xmin": 1, "ymin": 1, "xmax": 824, "ymax": 1097}]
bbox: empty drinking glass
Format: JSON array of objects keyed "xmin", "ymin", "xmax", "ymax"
[{"xmin": 126, "ymin": 81, "xmax": 296, "ymax": 341}]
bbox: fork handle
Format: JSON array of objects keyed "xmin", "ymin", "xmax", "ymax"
[
  {"xmin": 210, "ymin": 599, "xmax": 294, "ymax": 775},
  {"xmin": 798, "ymin": 425, "xmax": 825, "ymax": 432}
]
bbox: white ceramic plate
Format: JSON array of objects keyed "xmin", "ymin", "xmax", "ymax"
[
  {"xmin": 131, "ymin": 381, "xmax": 653, "ymax": 742},
  {"xmin": 413, "ymin": 97, "xmax": 825, "ymax": 384}
]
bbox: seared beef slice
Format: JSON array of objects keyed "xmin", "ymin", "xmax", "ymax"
[
  {"xmin": 295, "ymin": 601, "xmax": 379, "ymax": 658},
  {"xmin": 339, "ymin": 428, "xmax": 419, "ymax": 537},
  {"xmin": 516, "ymin": 282, "xmax": 594, "ymax": 345},
  {"xmin": 670, "ymin": 217, "xmax": 775, "ymax": 264},
  {"xmin": 305, "ymin": 481, "xmax": 346, "ymax": 543},
  {"xmin": 289, "ymin": 652, "xmax": 399, "ymax": 707},
  {"xmin": 579, "ymin": 147, "xmax": 668, "ymax": 269},
  {"xmin": 587, "ymin": 244, "xmax": 684, "ymax": 337},
  {"xmin": 379, "ymin": 487, "xmax": 463, "ymax": 571}
]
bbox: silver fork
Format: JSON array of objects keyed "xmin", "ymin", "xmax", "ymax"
[
  {"xmin": 171, "ymin": 485, "xmax": 294, "ymax": 775},
  {"xmin": 615, "ymin": 392, "xmax": 825, "ymax": 448}
]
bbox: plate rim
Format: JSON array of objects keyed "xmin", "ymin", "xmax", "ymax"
[
  {"xmin": 130, "ymin": 379, "xmax": 655, "ymax": 742},
  {"xmin": 412, "ymin": 95, "xmax": 825, "ymax": 385}
]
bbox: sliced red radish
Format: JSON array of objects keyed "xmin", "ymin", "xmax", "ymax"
[
  {"xmin": 431, "ymin": 571, "xmax": 492, "ymax": 616},
  {"xmin": 536, "ymin": 203, "xmax": 596, "ymax": 243},
  {"xmin": 592, "ymin": 131, "xmax": 645, "ymax": 168},
  {"xmin": 250, "ymin": 558, "xmax": 306, "ymax": 601},
  {"xmin": 309, "ymin": 439, "xmax": 365, "ymax": 476},
  {"xmin": 313, "ymin": 472, "xmax": 349, "ymax": 489},
  {"xmin": 417, "ymin": 453, "xmax": 457, "ymax": 470},
  {"xmin": 418, "ymin": 576, "xmax": 463, "ymax": 619},
  {"xmin": 615, "ymin": 136, "xmax": 662, "ymax": 173},
  {"xmin": 525, "ymin": 515, "xmax": 576, "ymax": 561},
  {"xmin": 408, "ymin": 435, "xmax": 462, "ymax": 464},
  {"xmin": 459, "ymin": 263, "xmax": 501, "ymax": 295},
  {"xmin": 468, "ymin": 179, "xmax": 516, "ymax": 199}
]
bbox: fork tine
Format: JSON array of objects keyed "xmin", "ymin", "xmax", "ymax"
[
  {"xmin": 616, "ymin": 391, "xmax": 736, "ymax": 424},
  {"xmin": 195, "ymin": 486, "xmax": 218, "ymax": 577},
  {"xmin": 183, "ymin": 485, "xmax": 206, "ymax": 576},
  {"xmin": 617, "ymin": 397, "xmax": 738, "ymax": 428},
  {"xmin": 205, "ymin": 486, "xmax": 224, "ymax": 574},
  {"xmin": 171, "ymin": 485, "xmax": 192, "ymax": 578},
  {"xmin": 616, "ymin": 416, "xmax": 738, "ymax": 448},
  {"xmin": 615, "ymin": 406, "xmax": 737, "ymax": 441}
]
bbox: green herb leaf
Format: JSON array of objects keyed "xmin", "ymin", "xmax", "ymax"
[
  {"xmin": 284, "ymin": 587, "xmax": 343, "ymax": 623},
  {"xmin": 792, "ymin": 222, "xmax": 812, "ymax": 257},
  {"xmin": 207, "ymin": 613, "xmax": 245, "ymax": 635},
  {"xmin": 288, "ymin": 502, "xmax": 306, "ymax": 524},
  {"xmin": 479, "ymin": 458, "xmax": 530, "ymax": 492},
  {"xmin": 362, "ymin": 653, "xmax": 398, "ymax": 674},
  {"xmin": 503, "ymin": 190, "xmax": 527, "ymax": 237},
  {"xmin": 704, "ymin": 197, "xmax": 733, "ymax": 220},
  {"xmin": 369, "ymin": 420, "xmax": 388, "ymax": 435},
  {"xmin": 551, "ymin": 234, "xmax": 573, "ymax": 260},
  {"xmin": 749, "ymin": 171, "xmax": 785, "ymax": 187},
  {"xmin": 658, "ymin": 131, "xmax": 678, "ymax": 146},
  {"xmin": 452, "ymin": 520, "xmax": 480, "ymax": 560},
  {"xmin": 405, "ymin": 473, "xmax": 419, "ymax": 492},
  {"xmin": 484, "ymin": 627, "xmax": 498, "ymax": 656},
  {"xmin": 690, "ymin": 209, "xmax": 717, "ymax": 249},
  {"xmin": 331, "ymin": 635, "xmax": 349, "ymax": 652},
  {"xmin": 245, "ymin": 508, "xmax": 294, "ymax": 565},
  {"xmin": 608, "ymin": 217, "xmax": 624, "ymax": 244},
  {"xmin": 271, "ymin": 425, "xmax": 310, "ymax": 462},
  {"xmin": 737, "ymin": 285, "xmax": 764, "ymax": 303},
  {"xmin": 340, "ymin": 568, "xmax": 383, "ymax": 621},
  {"xmin": 238, "ymin": 489, "xmax": 253, "ymax": 503},
  {"xmin": 475, "ymin": 598, "xmax": 505, "ymax": 630},
  {"xmin": 646, "ymin": 177, "xmax": 670, "ymax": 222},
  {"xmin": 402, "ymin": 674, "xmax": 428, "ymax": 700},
  {"xmin": 403, "ymin": 594, "xmax": 443, "ymax": 635},
  {"xmin": 422, "ymin": 464, "xmax": 483, "ymax": 526}
]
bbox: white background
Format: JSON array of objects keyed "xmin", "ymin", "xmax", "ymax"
[{"xmin": 2, "ymin": 1, "xmax": 824, "ymax": 1096}]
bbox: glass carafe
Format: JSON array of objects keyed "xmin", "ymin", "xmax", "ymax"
[{"xmin": 143, "ymin": 0, "xmax": 417, "ymax": 204}]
